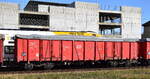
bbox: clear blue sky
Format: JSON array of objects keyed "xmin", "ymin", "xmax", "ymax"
[{"xmin": 1, "ymin": 0, "xmax": 149, "ymax": 24}]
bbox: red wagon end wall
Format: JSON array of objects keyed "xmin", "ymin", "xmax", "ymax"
[{"xmin": 0, "ymin": 39, "xmax": 3, "ymax": 63}]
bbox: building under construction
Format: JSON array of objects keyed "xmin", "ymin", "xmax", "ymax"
[
  {"xmin": 142, "ymin": 21, "xmax": 150, "ymax": 38},
  {"xmin": 0, "ymin": 0, "xmax": 142, "ymax": 38}
]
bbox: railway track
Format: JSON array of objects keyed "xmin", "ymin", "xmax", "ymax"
[{"xmin": 0, "ymin": 66, "xmax": 149, "ymax": 75}]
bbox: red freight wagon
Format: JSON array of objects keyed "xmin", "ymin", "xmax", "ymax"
[
  {"xmin": 95, "ymin": 42, "xmax": 105, "ymax": 60},
  {"xmin": 130, "ymin": 42, "xmax": 139, "ymax": 59},
  {"xmin": 16, "ymin": 39, "xmax": 28, "ymax": 62},
  {"xmin": 62, "ymin": 41, "xmax": 72, "ymax": 61},
  {"xmin": 15, "ymin": 35, "xmax": 141, "ymax": 70},
  {"xmin": 16, "ymin": 39, "xmax": 40, "ymax": 62},
  {"xmin": 28, "ymin": 39, "xmax": 40, "ymax": 61},
  {"xmin": 73, "ymin": 41, "xmax": 84, "ymax": 61},
  {"xmin": 84, "ymin": 41, "xmax": 95, "ymax": 61},
  {"xmin": 40, "ymin": 40, "xmax": 52, "ymax": 61},
  {"xmin": 145, "ymin": 41, "xmax": 150, "ymax": 59},
  {"xmin": 105, "ymin": 42, "xmax": 114, "ymax": 60},
  {"xmin": 0, "ymin": 36, "xmax": 3, "ymax": 64},
  {"xmin": 97, "ymin": 39, "xmax": 140, "ymax": 66},
  {"xmin": 114, "ymin": 42, "xmax": 122, "ymax": 60},
  {"xmin": 138, "ymin": 42, "xmax": 146, "ymax": 59},
  {"xmin": 122, "ymin": 42, "xmax": 130, "ymax": 59},
  {"xmin": 141, "ymin": 39, "xmax": 150, "ymax": 60},
  {"xmin": 122, "ymin": 41, "xmax": 139, "ymax": 60},
  {"xmin": 138, "ymin": 39, "xmax": 150, "ymax": 65},
  {"xmin": 52, "ymin": 40, "xmax": 61, "ymax": 61}
]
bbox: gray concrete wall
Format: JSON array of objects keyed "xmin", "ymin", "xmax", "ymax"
[
  {"xmin": 86, "ymin": 10, "xmax": 99, "ymax": 32},
  {"xmin": 121, "ymin": 6, "xmax": 141, "ymax": 39},
  {"xmin": 74, "ymin": 2, "xmax": 99, "ymax": 32},
  {"xmin": 38, "ymin": 1, "xmax": 99, "ymax": 33},
  {"xmin": 64, "ymin": 7, "xmax": 75, "ymax": 31},
  {"xmin": 0, "ymin": 2, "xmax": 19, "ymax": 29},
  {"xmin": 73, "ymin": 1, "xmax": 99, "ymax": 10},
  {"xmin": 49, "ymin": 6, "xmax": 66, "ymax": 31},
  {"xmin": 38, "ymin": 5, "xmax": 49, "ymax": 12}
]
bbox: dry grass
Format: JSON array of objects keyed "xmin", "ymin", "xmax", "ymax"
[{"xmin": 0, "ymin": 68, "xmax": 150, "ymax": 79}]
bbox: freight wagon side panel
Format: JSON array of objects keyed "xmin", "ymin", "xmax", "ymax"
[
  {"xmin": 62, "ymin": 41, "xmax": 72, "ymax": 61},
  {"xmin": 122, "ymin": 42, "xmax": 130, "ymax": 59},
  {"xmin": 138, "ymin": 42, "xmax": 145, "ymax": 59},
  {"xmin": 114, "ymin": 42, "xmax": 122, "ymax": 59},
  {"xmin": 52, "ymin": 40, "xmax": 61, "ymax": 61},
  {"xmin": 84, "ymin": 41, "xmax": 95, "ymax": 61},
  {"xmin": 130, "ymin": 42, "xmax": 139, "ymax": 59},
  {"xmin": 39, "ymin": 40, "xmax": 51, "ymax": 61},
  {"xmin": 28, "ymin": 40, "xmax": 40, "ymax": 61},
  {"xmin": 16, "ymin": 39, "xmax": 28, "ymax": 62},
  {"xmin": 142, "ymin": 42, "xmax": 147, "ymax": 59},
  {"xmin": 146, "ymin": 42, "xmax": 150, "ymax": 59},
  {"xmin": 105, "ymin": 42, "xmax": 114, "ymax": 60},
  {"xmin": 95, "ymin": 42, "xmax": 105, "ymax": 60},
  {"xmin": 0, "ymin": 40, "xmax": 3, "ymax": 63},
  {"xmin": 73, "ymin": 41, "xmax": 84, "ymax": 61}
]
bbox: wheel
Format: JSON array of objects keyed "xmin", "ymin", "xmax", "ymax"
[
  {"xmin": 109, "ymin": 61, "xmax": 118, "ymax": 67},
  {"xmin": 44, "ymin": 63, "xmax": 55, "ymax": 70},
  {"xmin": 24, "ymin": 63, "xmax": 34, "ymax": 70}
]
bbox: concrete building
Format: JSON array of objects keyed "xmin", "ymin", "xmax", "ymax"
[
  {"xmin": 0, "ymin": 1, "xmax": 142, "ymax": 39},
  {"xmin": 0, "ymin": 2, "xmax": 19, "ymax": 29},
  {"xmin": 142, "ymin": 21, "xmax": 150, "ymax": 38}
]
